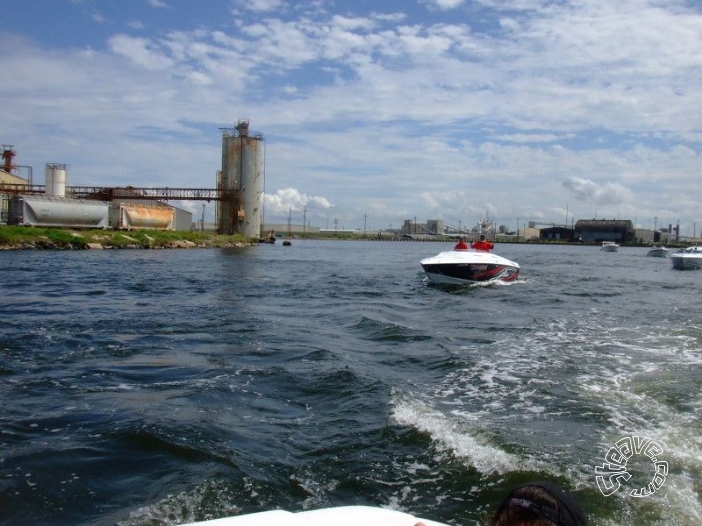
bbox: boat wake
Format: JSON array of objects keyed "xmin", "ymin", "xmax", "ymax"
[{"xmin": 390, "ymin": 393, "xmax": 554, "ymax": 478}]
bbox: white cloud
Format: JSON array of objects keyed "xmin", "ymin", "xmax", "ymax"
[
  {"xmin": 232, "ymin": 0, "xmax": 285, "ymax": 14},
  {"xmin": 91, "ymin": 12, "xmax": 107, "ymax": 23},
  {"xmin": 421, "ymin": 0, "xmax": 465, "ymax": 11},
  {"xmin": 108, "ymin": 34, "xmax": 175, "ymax": 70},
  {"xmin": 562, "ymin": 176, "xmax": 634, "ymax": 206},
  {"xmin": 490, "ymin": 133, "xmax": 564, "ymax": 143},
  {"xmin": 263, "ymin": 188, "xmax": 332, "ymax": 217}
]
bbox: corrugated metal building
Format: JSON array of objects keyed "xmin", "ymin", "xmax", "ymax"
[
  {"xmin": 574, "ymin": 219, "xmax": 635, "ymax": 244},
  {"xmin": 539, "ymin": 226, "xmax": 575, "ymax": 241},
  {"xmin": 172, "ymin": 206, "xmax": 192, "ymax": 232}
]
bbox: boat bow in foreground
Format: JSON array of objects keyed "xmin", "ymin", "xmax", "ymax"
[{"xmin": 181, "ymin": 506, "xmax": 448, "ymax": 526}]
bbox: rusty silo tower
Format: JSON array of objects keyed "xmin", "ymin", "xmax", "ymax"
[{"xmin": 217, "ymin": 120, "xmax": 265, "ymax": 237}]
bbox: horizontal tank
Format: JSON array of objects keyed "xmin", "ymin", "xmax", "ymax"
[
  {"xmin": 8, "ymin": 195, "xmax": 109, "ymax": 228},
  {"xmin": 111, "ymin": 203, "xmax": 175, "ymax": 230}
]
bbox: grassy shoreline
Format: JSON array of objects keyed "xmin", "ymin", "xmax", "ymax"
[{"xmin": 0, "ymin": 225, "xmax": 252, "ymax": 250}]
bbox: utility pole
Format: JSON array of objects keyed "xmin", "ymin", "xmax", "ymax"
[
  {"xmin": 363, "ymin": 213, "xmax": 367, "ymax": 237},
  {"xmin": 303, "ymin": 206, "xmax": 307, "ymax": 234}
]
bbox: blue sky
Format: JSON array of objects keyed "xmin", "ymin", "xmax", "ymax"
[{"xmin": 1, "ymin": 0, "xmax": 701, "ymax": 234}]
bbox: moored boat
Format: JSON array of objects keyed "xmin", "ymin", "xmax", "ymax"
[
  {"xmin": 670, "ymin": 246, "xmax": 702, "ymax": 270},
  {"xmin": 420, "ymin": 249, "xmax": 520, "ymax": 285},
  {"xmin": 600, "ymin": 241, "xmax": 619, "ymax": 252},
  {"xmin": 646, "ymin": 245, "xmax": 669, "ymax": 257}
]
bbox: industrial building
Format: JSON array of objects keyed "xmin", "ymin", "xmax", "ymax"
[
  {"xmin": 574, "ymin": 219, "xmax": 635, "ymax": 244},
  {"xmin": 634, "ymin": 227, "xmax": 673, "ymax": 245},
  {"xmin": 401, "ymin": 218, "xmax": 499, "ymax": 240},
  {"xmin": 540, "ymin": 226, "xmax": 575, "ymax": 241},
  {"xmin": 538, "ymin": 221, "xmax": 681, "ymax": 245},
  {"xmin": 1, "ymin": 146, "xmax": 27, "ymax": 223}
]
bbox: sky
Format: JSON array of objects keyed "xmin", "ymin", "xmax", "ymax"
[{"xmin": 1, "ymin": 0, "xmax": 701, "ymax": 234}]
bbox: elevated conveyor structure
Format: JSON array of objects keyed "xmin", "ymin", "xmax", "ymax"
[{"xmin": 0, "ymin": 184, "xmax": 224, "ymax": 201}]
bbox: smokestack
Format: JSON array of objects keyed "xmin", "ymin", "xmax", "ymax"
[{"xmin": 2, "ymin": 145, "xmax": 16, "ymax": 173}]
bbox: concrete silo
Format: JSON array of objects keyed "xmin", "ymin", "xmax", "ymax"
[
  {"xmin": 217, "ymin": 120, "xmax": 265, "ymax": 237},
  {"xmin": 45, "ymin": 163, "xmax": 67, "ymax": 197}
]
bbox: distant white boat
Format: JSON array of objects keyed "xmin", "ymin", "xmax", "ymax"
[
  {"xmin": 646, "ymin": 245, "xmax": 669, "ymax": 257},
  {"xmin": 601, "ymin": 241, "xmax": 619, "ymax": 252},
  {"xmin": 670, "ymin": 246, "xmax": 702, "ymax": 270}
]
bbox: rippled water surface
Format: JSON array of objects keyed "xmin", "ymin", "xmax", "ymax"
[{"xmin": 1, "ymin": 241, "xmax": 700, "ymax": 525}]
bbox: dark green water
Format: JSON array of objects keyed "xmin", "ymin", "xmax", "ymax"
[{"xmin": 0, "ymin": 241, "xmax": 699, "ymax": 525}]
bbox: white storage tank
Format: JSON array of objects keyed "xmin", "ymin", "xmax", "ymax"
[{"xmin": 45, "ymin": 163, "xmax": 67, "ymax": 197}]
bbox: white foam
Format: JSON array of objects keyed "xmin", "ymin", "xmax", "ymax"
[
  {"xmin": 391, "ymin": 394, "xmax": 550, "ymax": 477},
  {"xmin": 571, "ymin": 330, "xmax": 702, "ymax": 522}
]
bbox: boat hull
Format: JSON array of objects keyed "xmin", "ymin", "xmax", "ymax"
[
  {"xmin": 601, "ymin": 242, "xmax": 619, "ymax": 252},
  {"xmin": 420, "ymin": 250, "xmax": 520, "ymax": 284},
  {"xmin": 647, "ymin": 248, "xmax": 669, "ymax": 257},
  {"xmin": 671, "ymin": 247, "xmax": 702, "ymax": 270},
  {"xmin": 180, "ymin": 506, "xmax": 448, "ymax": 526}
]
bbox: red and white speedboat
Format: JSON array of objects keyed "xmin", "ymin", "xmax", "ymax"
[{"xmin": 420, "ymin": 249, "xmax": 520, "ymax": 285}]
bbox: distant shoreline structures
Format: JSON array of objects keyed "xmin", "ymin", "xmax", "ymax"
[{"xmin": 0, "ymin": 225, "xmax": 693, "ymax": 251}]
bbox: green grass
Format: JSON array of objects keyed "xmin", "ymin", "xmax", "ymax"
[{"xmin": 0, "ymin": 225, "xmax": 250, "ymax": 249}]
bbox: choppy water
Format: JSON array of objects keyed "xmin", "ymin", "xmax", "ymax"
[{"xmin": 0, "ymin": 240, "xmax": 700, "ymax": 526}]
